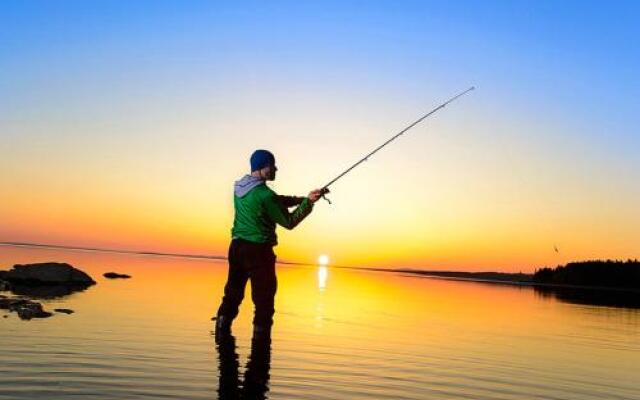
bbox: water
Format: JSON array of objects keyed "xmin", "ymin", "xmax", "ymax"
[{"xmin": 1, "ymin": 246, "xmax": 639, "ymax": 399}]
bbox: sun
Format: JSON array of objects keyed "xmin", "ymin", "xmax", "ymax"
[{"xmin": 318, "ymin": 254, "xmax": 329, "ymax": 266}]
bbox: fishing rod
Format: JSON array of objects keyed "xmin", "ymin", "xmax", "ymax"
[{"xmin": 320, "ymin": 86, "xmax": 475, "ymax": 204}]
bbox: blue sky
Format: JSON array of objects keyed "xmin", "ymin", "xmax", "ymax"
[{"xmin": 3, "ymin": 1, "xmax": 639, "ymax": 139}]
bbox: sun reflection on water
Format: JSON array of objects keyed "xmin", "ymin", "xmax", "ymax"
[{"xmin": 317, "ymin": 265, "xmax": 328, "ymax": 291}]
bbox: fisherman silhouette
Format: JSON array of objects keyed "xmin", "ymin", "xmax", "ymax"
[{"xmin": 214, "ymin": 150, "xmax": 323, "ymax": 337}]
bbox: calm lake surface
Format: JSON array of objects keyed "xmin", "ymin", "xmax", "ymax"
[{"xmin": 1, "ymin": 246, "xmax": 639, "ymax": 399}]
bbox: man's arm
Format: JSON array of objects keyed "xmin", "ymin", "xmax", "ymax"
[
  {"xmin": 264, "ymin": 192, "xmax": 314, "ymax": 230},
  {"xmin": 278, "ymin": 195, "xmax": 305, "ymax": 208}
]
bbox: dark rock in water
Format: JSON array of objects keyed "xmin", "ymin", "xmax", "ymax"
[
  {"xmin": 0, "ymin": 297, "xmax": 24, "ymax": 309},
  {"xmin": 103, "ymin": 272, "xmax": 131, "ymax": 279},
  {"xmin": 0, "ymin": 263, "xmax": 89, "ymax": 320},
  {"xmin": 0, "ymin": 297, "xmax": 52, "ymax": 320},
  {"xmin": 1, "ymin": 262, "xmax": 96, "ymax": 285},
  {"xmin": 2, "ymin": 315, "xmax": 7, "ymax": 318},
  {"xmin": 54, "ymin": 308, "xmax": 74, "ymax": 314},
  {"xmin": 8, "ymin": 283, "xmax": 91, "ymax": 299},
  {"xmin": 15, "ymin": 302, "xmax": 52, "ymax": 320},
  {"xmin": 0, "ymin": 263, "xmax": 95, "ymax": 299}
]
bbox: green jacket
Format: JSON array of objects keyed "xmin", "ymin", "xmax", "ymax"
[{"xmin": 231, "ymin": 175, "xmax": 313, "ymax": 245}]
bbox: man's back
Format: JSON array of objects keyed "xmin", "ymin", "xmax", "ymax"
[{"xmin": 231, "ymin": 175, "xmax": 313, "ymax": 246}]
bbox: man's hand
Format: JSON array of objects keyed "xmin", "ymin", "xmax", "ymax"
[{"xmin": 308, "ymin": 188, "xmax": 328, "ymax": 203}]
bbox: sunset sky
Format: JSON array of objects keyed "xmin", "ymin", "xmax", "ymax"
[{"xmin": 2, "ymin": 1, "xmax": 639, "ymax": 271}]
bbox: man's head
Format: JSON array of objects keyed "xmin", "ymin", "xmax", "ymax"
[{"xmin": 250, "ymin": 149, "xmax": 277, "ymax": 181}]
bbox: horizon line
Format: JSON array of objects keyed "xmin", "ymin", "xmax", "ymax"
[
  {"xmin": 0, "ymin": 241, "xmax": 351, "ymax": 269},
  {"xmin": 0, "ymin": 241, "xmax": 543, "ymax": 274},
  {"xmin": 0, "ymin": 240, "xmax": 453, "ymax": 273},
  {"xmin": 0, "ymin": 241, "xmax": 228, "ymax": 261}
]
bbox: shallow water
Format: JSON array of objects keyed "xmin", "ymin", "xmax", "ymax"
[{"xmin": 1, "ymin": 246, "xmax": 639, "ymax": 399}]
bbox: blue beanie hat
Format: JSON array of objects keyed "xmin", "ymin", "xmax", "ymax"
[{"xmin": 250, "ymin": 149, "xmax": 276, "ymax": 172}]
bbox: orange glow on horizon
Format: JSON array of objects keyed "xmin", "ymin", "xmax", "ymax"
[{"xmin": 2, "ymin": 118, "xmax": 639, "ymax": 273}]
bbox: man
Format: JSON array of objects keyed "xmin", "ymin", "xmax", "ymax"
[{"xmin": 215, "ymin": 149, "xmax": 324, "ymax": 338}]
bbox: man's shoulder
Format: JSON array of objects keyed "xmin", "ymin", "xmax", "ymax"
[{"xmin": 248, "ymin": 184, "xmax": 277, "ymax": 200}]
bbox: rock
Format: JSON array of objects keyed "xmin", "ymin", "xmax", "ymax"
[
  {"xmin": 8, "ymin": 283, "xmax": 90, "ymax": 299},
  {"xmin": 15, "ymin": 302, "xmax": 52, "ymax": 320},
  {"xmin": 54, "ymin": 308, "xmax": 74, "ymax": 314},
  {"xmin": 0, "ymin": 279, "xmax": 9, "ymax": 291},
  {"xmin": 0, "ymin": 263, "xmax": 90, "ymax": 320},
  {"xmin": 1, "ymin": 262, "xmax": 96, "ymax": 286},
  {"xmin": 103, "ymin": 272, "xmax": 131, "ymax": 279},
  {"xmin": 2, "ymin": 315, "xmax": 7, "ymax": 318},
  {"xmin": 0, "ymin": 297, "xmax": 52, "ymax": 320},
  {"xmin": 0, "ymin": 298, "xmax": 25, "ymax": 309}
]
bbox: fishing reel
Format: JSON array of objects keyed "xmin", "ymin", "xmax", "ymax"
[{"xmin": 320, "ymin": 187, "xmax": 331, "ymax": 204}]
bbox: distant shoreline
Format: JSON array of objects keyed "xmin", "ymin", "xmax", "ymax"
[{"xmin": 375, "ymin": 268, "xmax": 640, "ymax": 294}]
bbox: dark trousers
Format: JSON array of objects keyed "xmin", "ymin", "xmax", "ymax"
[{"xmin": 216, "ymin": 239, "xmax": 277, "ymax": 327}]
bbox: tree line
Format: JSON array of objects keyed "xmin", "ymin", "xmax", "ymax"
[{"xmin": 533, "ymin": 259, "xmax": 640, "ymax": 289}]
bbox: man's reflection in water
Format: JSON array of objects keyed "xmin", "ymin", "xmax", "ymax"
[{"xmin": 215, "ymin": 328, "xmax": 272, "ymax": 399}]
